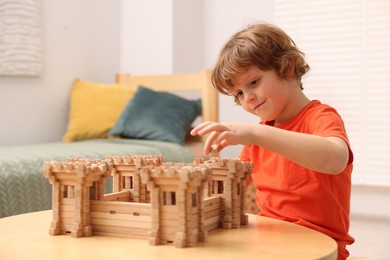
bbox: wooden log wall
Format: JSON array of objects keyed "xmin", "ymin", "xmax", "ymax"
[
  {"xmin": 203, "ymin": 196, "xmax": 221, "ymax": 231},
  {"xmin": 90, "ymin": 200, "xmax": 152, "ymax": 239}
]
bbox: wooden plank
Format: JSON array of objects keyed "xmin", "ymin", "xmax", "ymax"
[
  {"xmin": 204, "ymin": 216, "xmax": 220, "ymax": 227},
  {"xmin": 160, "ymin": 211, "xmax": 179, "ymax": 221},
  {"xmin": 113, "ymin": 166, "xmax": 136, "ymax": 172},
  {"xmin": 93, "ymin": 225, "xmax": 149, "ymax": 239},
  {"xmin": 116, "ymin": 72, "xmax": 207, "ymax": 91},
  {"xmin": 90, "ymin": 218, "xmax": 151, "ymax": 229},
  {"xmin": 160, "ymin": 226, "xmax": 178, "ymax": 242},
  {"xmin": 117, "ymin": 197, "xmax": 130, "ymax": 202},
  {"xmin": 204, "ymin": 196, "xmax": 221, "ymax": 204},
  {"xmin": 204, "ymin": 196, "xmax": 221, "ymax": 212},
  {"xmin": 60, "ymin": 180, "xmax": 78, "ymax": 186},
  {"xmin": 60, "ymin": 211, "xmax": 75, "ymax": 219},
  {"xmin": 90, "ymin": 201, "xmax": 151, "ymax": 215},
  {"xmin": 54, "ymin": 172, "xmax": 76, "ymax": 180},
  {"xmin": 160, "ymin": 219, "xmax": 179, "ymax": 228},
  {"xmin": 154, "ymin": 179, "xmax": 180, "ymax": 186},
  {"xmin": 103, "ymin": 191, "xmax": 131, "ymax": 201},
  {"xmin": 60, "ymin": 221, "xmax": 74, "ymax": 232},
  {"xmin": 60, "ymin": 204, "xmax": 75, "ymax": 212},
  {"xmin": 209, "ymin": 172, "xmax": 227, "ymax": 178},
  {"xmin": 205, "ymin": 221, "xmax": 220, "ymax": 232},
  {"xmin": 61, "ymin": 198, "xmax": 75, "ymax": 205},
  {"xmin": 60, "ymin": 216, "xmax": 75, "ymax": 224},
  {"xmin": 90, "ymin": 211, "xmax": 151, "ymax": 222},
  {"xmin": 160, "ymin": 205, "xmax": 178, "ymax": 213},
  {"xmin": 204, "ymin": 208, "xmax": 220, "ymax": 219}
]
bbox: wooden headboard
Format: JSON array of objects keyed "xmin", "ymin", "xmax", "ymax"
[
  {"xmin": 115, "ymin": 70, "xmax": 219, "ymax": 148},
  {"xmin": 116, "ymin": 70, "xmax": 218, "ymax": 123}
]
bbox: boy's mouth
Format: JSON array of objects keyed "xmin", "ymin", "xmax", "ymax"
[{"xmin": 254, "ymin": 101, "xmax": 266, "ymax": 111}]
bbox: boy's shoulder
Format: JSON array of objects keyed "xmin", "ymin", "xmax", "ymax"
[
  {"xmin": 305, "ymin": 100, "xmax": 339, "ymax": 115},
  {"xmin": 294, "ymin": 100, "xmax": 343, "ymax": 126}
]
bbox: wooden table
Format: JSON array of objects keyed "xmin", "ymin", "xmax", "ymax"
[{"xmin": 0, "ymin": 210, "xmax": 337, "ymax": 260}]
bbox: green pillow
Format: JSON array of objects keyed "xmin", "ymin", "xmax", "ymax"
[{"xmin": 109, "ymin": 86, "xmax": 202, "ymax": 145}]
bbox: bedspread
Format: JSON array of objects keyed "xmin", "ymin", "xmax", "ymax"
[{"xmin": 0, "ymin": 139, "xmax": 194, "ymax": 218}]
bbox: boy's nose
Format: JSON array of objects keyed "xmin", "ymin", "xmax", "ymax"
[{"xmin": 245, "ymin": 92, "xmax": 256, "ymax": 103}]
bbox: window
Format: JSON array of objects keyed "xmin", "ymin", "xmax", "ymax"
[
  {"xmin": 163, "ymin": 191, "xmax": 176, "ymax": 205},
  {"xmin": 123, "ymin": 176, "xmax": 133, "ymax": 189},
  {"xmin": 192, "ymin": 193, "xmax": 197, "ymax": 207},
  {"xmin": 63, "ymin": 185, "xmax": 75, "ymax": 198},
  {"xmin": 275, "ymin": 0, "xmax": 390, "ymax": 186},
  {"xmin": 212, "ymin": 180, "xmax": 224, "ymax": 194},
  {"xmin": 90, "ymin": 182, "xmax": 98, "ymax": 200}
]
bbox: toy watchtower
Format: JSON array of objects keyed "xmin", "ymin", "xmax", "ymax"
[
  {"xmin": 43, "ymin": 158, "xmax": 112, "ymax": 237},
  {"xmin": 196, "ymin": 157, "xmax": 253, "ymax": 228},
  {"xmin": 107, "ymin": 155, "xmax": 163, "ymax": 202},
  {"xmin": 140, "ymin": 164, "xmax": 209, "ymax": 247}
]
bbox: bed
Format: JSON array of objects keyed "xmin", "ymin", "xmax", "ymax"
[{"xmin": 0, "ymin": 70, "xmax": 219, "ymax": 218}]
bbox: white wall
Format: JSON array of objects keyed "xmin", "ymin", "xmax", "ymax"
[
  {"xmin": 172, "ymin": 0, "xmax": 204, "ymax": 73},
  {"xmin": 120, "ymin": 1, "xmax": 173, "ymax": 75},
  {"xmin": 120, "ymin": 0, "xmax": 204, "ymax": 75},
  {"xmin": 351, "ymin": 185, "xmax": 390, "ymax": 220},
  {"xmin": 0, "ymin": 0, "xmax": 121, "ymax": 145}
]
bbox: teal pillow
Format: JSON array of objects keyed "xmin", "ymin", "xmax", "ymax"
[{"xmin": 109, "ymin": 86, "xmax": 202, "ymax": 145}]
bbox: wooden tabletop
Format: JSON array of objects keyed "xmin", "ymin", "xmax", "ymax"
[{"xmin": 0, "ymin": 210, "xmax": 337, "ymax": 260}]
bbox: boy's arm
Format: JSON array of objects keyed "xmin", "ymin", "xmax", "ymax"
[
  {"xmin": 191, "ymin": 122, "xmax": 349, "ymax": 175},
  {"xmin": 251, "ymin": 124, "xmax": 349, "ymax": 174}
]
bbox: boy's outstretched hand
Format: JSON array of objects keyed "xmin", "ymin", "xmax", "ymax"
[{"xmin": 190, "ymin": 121, "xmax": 254, "ymax": 155}]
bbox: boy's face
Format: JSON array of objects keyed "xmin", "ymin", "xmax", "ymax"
[{"xmin": 229, "ymin": 65, "xmax": 299, "ymax": 124}]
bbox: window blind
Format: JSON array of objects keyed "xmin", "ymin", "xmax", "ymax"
[{"xmin": 275, "ymin": 0, "xmax": 390, "ymax": 186}]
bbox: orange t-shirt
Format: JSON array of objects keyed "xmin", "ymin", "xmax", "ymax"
[{"xmin": 241, "ymin": 100, "xmax": 354, "ymax": 259}]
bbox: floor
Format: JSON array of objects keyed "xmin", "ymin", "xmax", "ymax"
[{"xmin": 348, "ymin": 214, "xmax": 390, "ymax": 260}]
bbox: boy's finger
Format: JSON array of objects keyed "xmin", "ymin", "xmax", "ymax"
[
  {"xmin": 191, "ymin": 121, "xmax": 214, "ymax": 136},
  {"xmin": 204, "ymin": 131, "xmax": 219, "ymax": 155}
]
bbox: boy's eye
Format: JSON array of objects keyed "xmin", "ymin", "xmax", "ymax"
[{"xmin": 249, "ymin": 79, "xmax": 258, "ymax": 87}]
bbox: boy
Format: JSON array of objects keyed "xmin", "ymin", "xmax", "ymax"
[{"xmin": 191, "ymin": 22, "xmax": 354, "ymax": 259}]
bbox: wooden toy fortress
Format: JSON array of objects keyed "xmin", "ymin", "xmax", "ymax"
[{"xmin": 43, "ymin": 155, "xmax": 253, "ymax": 248}]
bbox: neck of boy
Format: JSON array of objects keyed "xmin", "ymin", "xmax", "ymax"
[{"xmin": 274, "ymin": 92, "xmax": 311, "ymax": 126}]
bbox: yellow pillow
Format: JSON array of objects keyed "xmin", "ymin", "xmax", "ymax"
[{"xmin": 63, "ymin": 79, "xmax": 137, "ymax": 142}]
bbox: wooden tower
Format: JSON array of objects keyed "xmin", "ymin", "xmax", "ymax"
[
  {"xmin": 195, "ymin": 157, "xmax": 253, "ymax": 228},
  {"xmin": 43, "ymin": 158, "xmax": 112, "ymax": 237},
  {"xmin": 107, "ymin": 155, "xmax": 163, "ymax": 202},
  {"xmin": 140, "ymin": 164, "xmax": 210, "ymax": 247}
]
